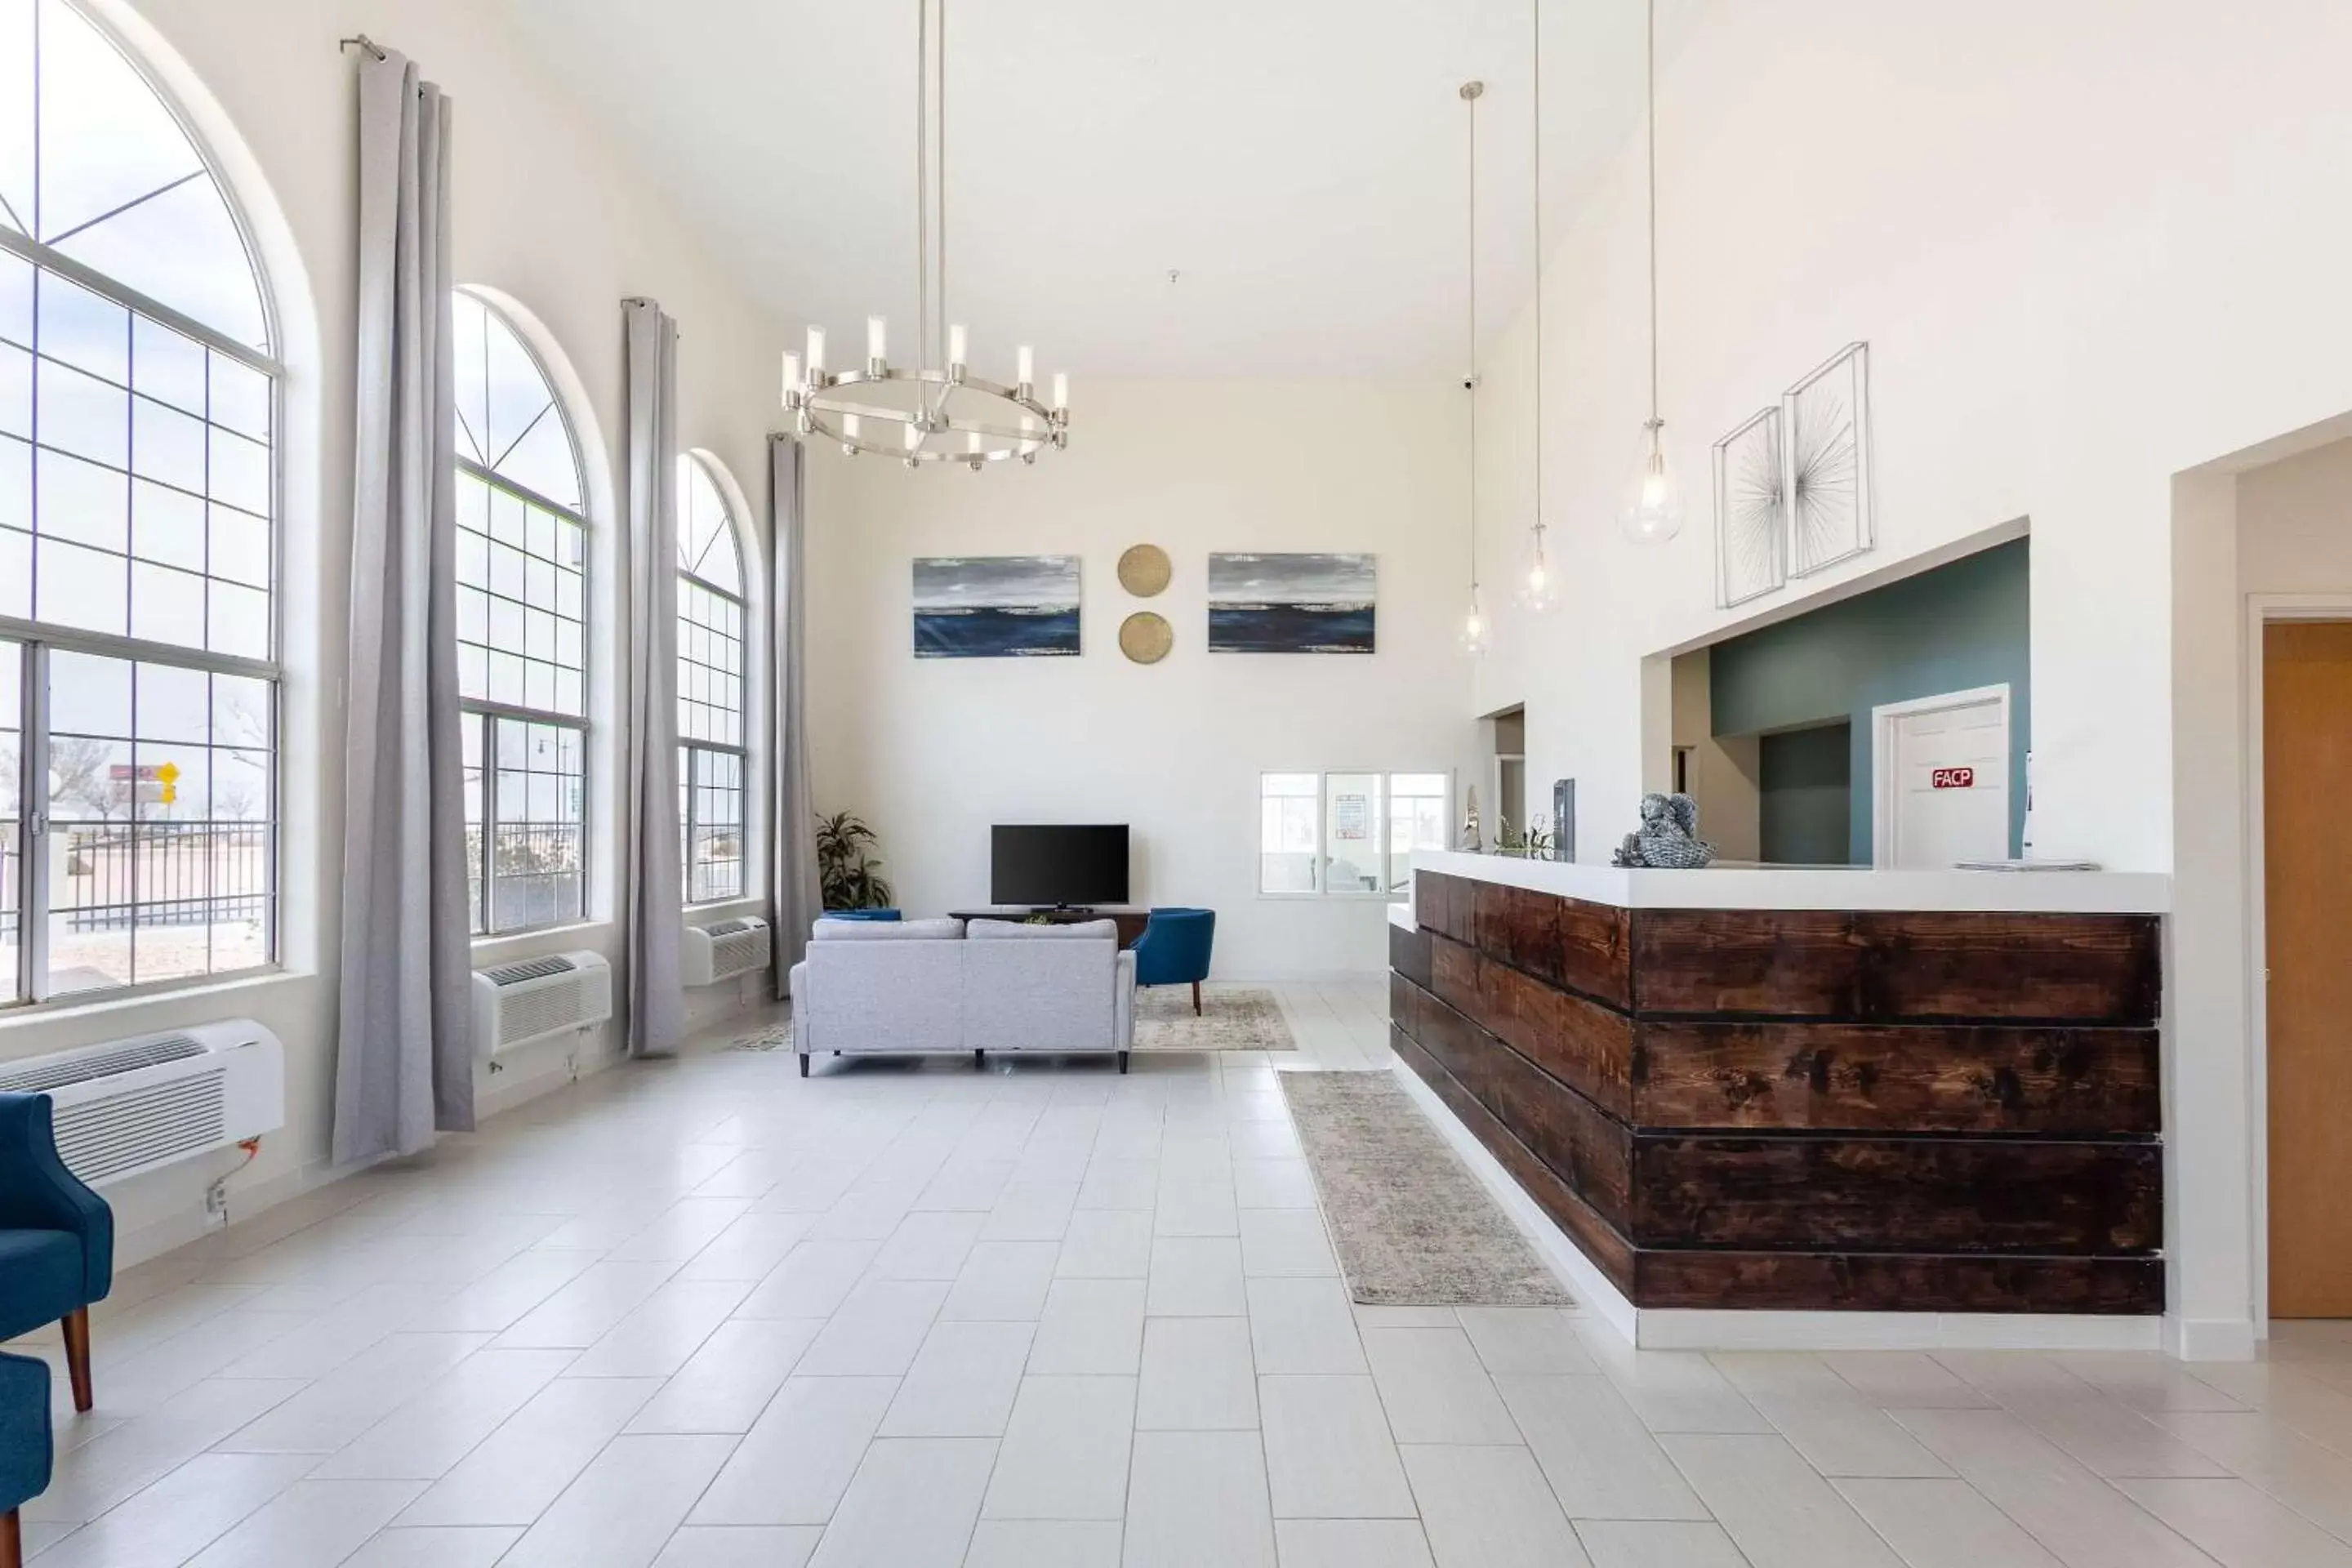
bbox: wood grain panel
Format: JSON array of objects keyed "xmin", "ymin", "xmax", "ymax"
[
  {"xmin": 1631, "ymin": 1134, "xmax": 2161, "ymax": 1253},
  {"xmin": 1633, "ymin": 1021, "xmax": 2161, "ymax": 1134},
  {"xmin": 1557, "ymin": 896, "xmax": 1634, "ymax": 1009},
  {"xmin": 1479, "ymin": 956, "xmax": 1636, "ymax": 1120},
  {"xmin": 1632, "ymin": 909, "xmax": 2160, "ymax": 1023},
  {"xmin": 1388, "ymin": 923, "xmax": 1433, "ymax": 991},
  {"xmin": 1415, "ymin": 871, "xmax": 1473, "ymax": 945},
  {"xmin": 1403, "ymin": 981, "xmax": 1633, "ymax": 1231},
  {"xmin": 1633, "ymin": 1250, "xmax": 2164, "ymax": 1314},
  {"xmin": 1390, "ymin": 1024, "xmax": 1636, "ymax": 1294}
]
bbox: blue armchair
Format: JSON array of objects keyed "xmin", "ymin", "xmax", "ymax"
[
  {"xmin": 0, "ymin": 1094, "xmax": 112, "ymax": 1415},
  {"xmin": 0, "ymin": 1352, "xmax": 50, "ymax": 1568},
  {"xmin": 1132, "ymin": 907, "xmax": 1216, "ymax": 1015}
]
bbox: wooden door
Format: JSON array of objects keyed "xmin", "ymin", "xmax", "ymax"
[{"xmin": 2267, "ymin": 621, "xmax": 2352, "ymax": 1316}]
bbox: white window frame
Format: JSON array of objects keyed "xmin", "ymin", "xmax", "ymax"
[
  {"xmin": 1257, "ymin": 769, "xmax": 1451, "ymax": 900},
  {"xmin": 677, "ymin": 455, "xmax": 748, "ymax": 906},
  {"xmin": 453, "ymin": 290, "xmax": 591, "ymax": 939},
  {"xmin": 0, "ymin": 6, "xmax": 287, "ymax": 1009}
]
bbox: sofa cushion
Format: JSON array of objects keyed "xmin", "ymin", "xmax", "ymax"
[
  {"xmin": 812, "ymin": 916, "xmax": 965, "ymax": 942},
  {"xmin": 0, "ymin": 1230, "xmax": 82, "ymax": 1339},
  {"xmin": 0, "ymin": 1348, "xmax": 51, "ymax": 1511},
  {"xmin": 966, "ymin": 919, "xmax": 1119, "ymax": 942}
]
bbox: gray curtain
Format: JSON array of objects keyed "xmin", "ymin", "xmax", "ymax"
[
  {"xmin": 771, "ymin": 434, "xmax": 822, "ymax": 993},
  {"xmin": 333, "ymin": 51, "xmax": 471, "ymax": 1164},
  {"xmin": 622, "ymin": 299, "xmax": 686, "ymax": 1054}
]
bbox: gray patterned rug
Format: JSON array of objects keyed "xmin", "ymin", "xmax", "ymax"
[
  {"xmin": 1134, "ymin": 987, "xmax": 1296, "ymax": 1053},
  {"xmin": 1278, "ymin": 1069, "xmax": 1574, "ymax": 1306}
]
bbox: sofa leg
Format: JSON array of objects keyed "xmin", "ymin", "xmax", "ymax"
[
  {"xmin": 1118, "ymin": 1050, "xmax": 1130, "ymax": 1075},
  {"xmin": 3, "ymin": 1505, "xmax": 21, "ymax": 1568},
  {"xmin": 973, "ymin": 1049, "xmax": 985, "ymax": 1069},
  {"xmin": 799, "ymin": 1054, "xmax": 809, "ymax": 1078},
  {"xmin": 1192, "ymin": 981, "xmax": 1202, "ymax": 1017},
  {"xmin": 62, "ymin": 1305, "xmax": 91, "ymax": 1413}
]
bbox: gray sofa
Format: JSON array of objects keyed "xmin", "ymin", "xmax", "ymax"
[{"xmin": 788, "ymin": 917, "xmax": 1138, "ymax": 1075}]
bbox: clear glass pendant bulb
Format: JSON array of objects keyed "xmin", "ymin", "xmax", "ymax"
[
  {"xmin": 1619, "ymin": 419, "xmax": 1683, "ymax": 544},
  {"xmin": 1516, "ymin": 524, "xmax": 1560, "ymax": 614},
  {"xmin": 1459, "ymin": 588, "xmax": 1490, "ymax": 656}
]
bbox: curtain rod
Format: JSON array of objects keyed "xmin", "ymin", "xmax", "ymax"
[{"xmin": 339, "ymin": 35, "xmax": 387, "ymax": 60}]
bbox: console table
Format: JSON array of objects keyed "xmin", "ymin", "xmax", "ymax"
[{"xmin": 949, "ymin": 906, "xmax": 1152, "ymax": 950}]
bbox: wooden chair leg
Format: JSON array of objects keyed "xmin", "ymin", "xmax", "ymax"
[
  {"xmin": 1117, "ymin": 1050, "xmax": 1130, "ymax": 1075},
  {"xmin": 1192, "ymin": 980, "xmax": 1202, "ymax": 1016},
  {"xmin": 61, "ymin": 1305, "xmax": 92, "ymax": 1414},
  {"xmin": 4, "ymin": 1504, "xmax": 23, "ymax": 1568}
]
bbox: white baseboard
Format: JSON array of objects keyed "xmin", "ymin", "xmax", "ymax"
[
  {"xmin": 1389, "ymin": 1058, "xmax": 2168, "ymax": 1355},
  {"xmin": 2170, "ymin": 1314, "xmax": 2258, "ymax": 1362}
]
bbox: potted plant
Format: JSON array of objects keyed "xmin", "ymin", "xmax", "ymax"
[{"xmin": 816, "ymin": 811, "xmax": 896, "ymax": 910}]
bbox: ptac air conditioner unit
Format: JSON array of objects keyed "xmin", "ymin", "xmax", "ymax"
[
  {"xmin": 470, "ymin": 949, "xmax": 612, "ymax": 1060},
  {"xmin": 0, "ymin": 1019, "xmax": 286, "ymax": 1187},
  {"xmin": 684, "ymin": 915, "xmax": 772, "ymax": 987}
]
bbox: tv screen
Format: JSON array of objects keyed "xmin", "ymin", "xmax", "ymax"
[{"xmin": 991, "ymin": 824, "xmax": 1130, "ymax": 907}]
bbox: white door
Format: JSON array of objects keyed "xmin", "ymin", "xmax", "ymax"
[{"xmin": 1877, "ymin": 688, "xmax": 2010, "ymax": 868}]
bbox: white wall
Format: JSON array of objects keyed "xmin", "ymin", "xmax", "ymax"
[
  {"xmin": 0, "ymin": 0, "xmax": 789, "ymax": 1263},
  {"xmin": 1468, "ymin": 0, "xmax": 2352, "ymax": 1354},
  {"xmin": 806, "ymin": 378, "xmax": 1481, "ymax": 978}
]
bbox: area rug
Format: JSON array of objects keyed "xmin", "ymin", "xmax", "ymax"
[
  {"xmin": 725, "ymin": 1020, "xmax": 791, "ymax": 1053},
  {"xmin": 1278, "ymin": 1069, "xmax": 1573, "ymax": 1306},
  {"xmin": 1134, "ymin": 986, "xmax": 1296, "ymax": 1053}
]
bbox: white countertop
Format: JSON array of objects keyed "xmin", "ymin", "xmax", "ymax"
[{"xmin": 1404, "ymin": 849, "xmax": 2169, "ymax": 915}]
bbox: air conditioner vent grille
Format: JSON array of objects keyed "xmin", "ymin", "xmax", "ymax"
[
  {"xmin": 0, "ymin": 1034, "xmax": 205, "ymax": 1094},
  {"xmin": 52, "ymin": 1069, "xmax": 229, "ymax": 1185},
  {"xmin": 484, "ymin": 956, "xmax": 577, "ymax": 986},
  {"xmin": 500, "ymin": 981, "xmax": 590, "ymax": 1045},
  {"xmin": 705, "ymin": 919, "xmax": 752, "ymax": 938},
  {"xmin": 709, "ymin": 928, "xmax": 771, "ymax": 980}
]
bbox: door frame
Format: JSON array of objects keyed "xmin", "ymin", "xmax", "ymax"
[
  {"xmin": 2244, "ymin": 593, "xmax": 2352, "ymax": 1332},
  {"xmin": 1869, "ymin": 683, "xmax": 2012, "ymax": 867}
]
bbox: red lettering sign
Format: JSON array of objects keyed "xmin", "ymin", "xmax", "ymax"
[{"xmin": 1931, "ymin": 766, "xmax": 1976, "ymax": 790}]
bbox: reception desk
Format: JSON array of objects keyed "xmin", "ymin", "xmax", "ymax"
[{"xmin": 1388, "ymin": 852, "xmax": 2167, "ymax": 1320}]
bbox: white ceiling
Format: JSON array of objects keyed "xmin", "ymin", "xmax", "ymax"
[{"xmin": 497, "ymin": 0, "xmax": 1671, "ymax": 379}]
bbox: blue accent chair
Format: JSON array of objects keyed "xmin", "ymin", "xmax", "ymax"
[
  {"xmin": 1132, "ymin": 907, "xmax": 1216, "ymax": 1015},
  {"xmin": 0, "ymin": 1094, "xmax": 112, "ymax": 1416},
  {"xmin": 0, "ymin": 1351, "xmax": 50, "ymax": 1567},
  {"xmin": 818, "ymin": 909, "xmax": 902, "ymax": 922}
]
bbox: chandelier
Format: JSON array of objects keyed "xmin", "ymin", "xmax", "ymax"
[{"xmin": 781, "ymin": 0, "xmax": 1069, "ymax": 469}]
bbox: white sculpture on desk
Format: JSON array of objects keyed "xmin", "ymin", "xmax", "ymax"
[
  {"xmin": 1612, "ymin": 792, "xmax": 1717, "ymax": 869},
  {"xmin": 1459, "ymin": 786, "xmax": 1483, "ymax": 853}
]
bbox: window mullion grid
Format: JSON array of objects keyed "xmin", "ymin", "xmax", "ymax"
[
  {"xmin": 683, "ymin": 743, "xmax": 701, "ymax": 906},
  {"xmin": 23, "ymin": 641, "xmax": 51, "ymax": 1002}
]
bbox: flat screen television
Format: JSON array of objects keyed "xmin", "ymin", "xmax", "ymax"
[{"xmin": 991, "ymin": 824, "xmax": 1130, "ymax": 907}]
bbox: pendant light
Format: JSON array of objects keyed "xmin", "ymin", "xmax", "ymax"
[
  {"xmin": 1516, "ymin": 0, "xmax": 1559, "ymax": 613},
  {"xmin": 1619, "ymin": 0, "xmax": 1682, "ymax": 543},
  {"xmin": 1459, "ymin": 80, "xmax": 1490, "ymax": 657}
]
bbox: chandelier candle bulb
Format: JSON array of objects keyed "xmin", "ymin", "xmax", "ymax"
[
  {"xmin": 866, "ymin": 315, "xmax": 887, "ymax": 367},
  {"xmin": 949, "ymin": 323, "xmax": 968, "ymax": 370},
  {"xmin": 781, "ymin": 351, "xmax": 802, "ymax": 404},
  {"xmin": 1017, "ymin": 345, "xmax": 1034, "ymax": 389},
  {"xmin": 805, "ymin": 325, "xmax": 826, "ymax": 375},
  {"xmin": 1052, "ymin": 372, "xmax": 1069, "ymax": 412}
]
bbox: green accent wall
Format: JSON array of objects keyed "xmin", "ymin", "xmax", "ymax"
[
  {"xmin": 1709, "ymin": 539, "xmax": 2029, "ymax": 863},
  {"xmin": 1759, "ymin": 723, "xmax": 1854, "ymax": 864}
]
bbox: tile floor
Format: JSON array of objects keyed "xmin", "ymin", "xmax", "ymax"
[{"xmin": 11, "ymin": 978, "xmax": 2352, "ymax": 1566}]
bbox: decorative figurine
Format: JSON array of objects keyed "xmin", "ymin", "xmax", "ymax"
[
  {"xmin": 1459, "ymin": 786, "xmax": 1483, "ymax": 853},
  {"xmin": 1611, "ymin": 791, "xmax": 1717, "ymax": 869}
]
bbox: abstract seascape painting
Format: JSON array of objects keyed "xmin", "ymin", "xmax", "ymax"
[
  {"xmin": 912, "ymin": 555, "xmax": 1083, "ymax": 657},
  {"xmin": 1206, "ymin": 553, "xmax": 1376, "ymax": 654}
]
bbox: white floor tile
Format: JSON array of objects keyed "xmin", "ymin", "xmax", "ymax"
[
  {"xmin": 1362, "ymin": 1328, "xmax": 1521, "ymax": 1445},
  {"xmin": 1147, "ymin": 1236, "xmax": 1248, "ymax": 1316},
  {"xmin": 1076, "ymin": 1158, "xmax": 1160, "ymax": 1212},
  {"xmin": 396, "ymin": 1375, "xmax": 664, "ymax": 1526},
  {"xmin": 23, "ymin": 1451, "xmax": 312, "ymax": 1568},
  {"xmin": 495, "ymin": 1258, "xmax": 687, "ymax": 1350},
  {"xmin": 1659, "ymin": 1433, "xmax": 1903, "ymax": 1568},
  {"xmin": 1057, "ymin": 1212, "xmax": 1155, "ymax": 1279},
  {"xmin": 2153, "ymin": 1408, "xmax": 2352, "ymax": 1542},
  {"xmin": 2115, "ymin": 1477, "xmax": 2352, "ymax": 1568},
  {"xmin": 1137, "ymin": 1316, "xmax": 1258, "ymax": 1430},
  {"xmin": 795, "ymin": 1278, "xmax": 950, "ymax": 1376},
  {"xmin": 676, "ymin": 1213, "xmax": 817, "ymax": 1282},
  {"xmin": 651, "ymin": 1526, "xmax": 822, "ymax": 1567},
  {"xmin": 1399, "ymin": 1444, "xmax": 1589, "ymax": 1568},
  {"xmin": 1123, "ymin": 1430, "xmax": 1276, "ymax": 1568},
  {"xmin": 500, "ymin": 1433, "xmax": 738, "ymax": 1568},
  {"xmin": 734, "ymin": 1239, "xmax": 883, "ymax": 1319},
  {"xmin": 341, "ymin": 1526, "xmax": 528, "ymax": 1566},
  {"xmin": 880, "ymin": 1320, "xmax": 1035, "ymax": 1437},
  {"xmin": 1833, "ymin": 1477, "xmax": 2064, "ymax": 1568},
  {"xmin": 942, "ymin": 1241, "xmax": 1062, "ymax": 1319},
  {"xmin": 1029, "ymin": 1279, "xmax": 1147, "ymax": 1375},
  {"xmin": 983, "ymin": 1178, "xmax": 1083, "ymax": 1242},
  {"xmin": 1238, "ymin": 1209, "xmax": 1339, "ymax": 1278},
  {"xmin": 1748, "ymin": 1389, "xmax": 1956, "ymax": 1479},
  {"xmin": 1232, "ymin": 1158, "xmax": 1316, "ymax": 1210},
  {"xmin": 215, "ymin": 1332, "xmax": 490, "ymax": 1454},
  {"xmin": 564, "ymin": 1280, "xmax": 755, "ymax": 1379},
  {"xmin": 1455, "ymin": 1308, "xmax": 1595, "ymax": 1376},
  {"xmin": 29, "ymin": 1374, "xmax": 307, "ymax": 1523},
  {"xmin": 808, "ymin": 1437, "xmax": 997, "ymax": 1568},
  {"xmin": 1260, "ymin": 1374, "xmax": 1416, "ymax": 1518},
  {"xmin": 627, "ymin": 1317, "xmax": 823, "ymax": 1434},
  {"xmin": 310, "ymin": 1347, "xmax": 575, "ymax": 1478},
  {"xmin": 1492, "ymin": 1375, "xmax": 1710, "ymax": 1522},
  {"xmin": 1247, "ymin": 1278, "xmax": 1367, "ymax": 1375},
  {"xmin": 1570, "ymin": 1521, "xmax": 1752, "ymax": 1568},
  {"xmin": 983, "ymin": 1376, "xmax": 1138, "ymax": 1521},
  {"xmin": 966, "ymin": 1520, "xmax": 1124, "ymax": 1568},
  {"xmin": 180, "ymin": 1478, "xmax": 425, "ymax": 1568},
  {"xmin": 1276, "ymin": 1518, "xmax": 1438, "ymax": 1568},
  {"xmin": 691, "ymin": 1376, "xmax": 898, "ymax": 1525},
  {"xmin": 871, "ymin": 1210, "xmax": 991, "ymax": 1281}
]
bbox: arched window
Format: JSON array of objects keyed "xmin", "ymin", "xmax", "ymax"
[
  {"xmin": 452, "ymin": 288, "xmax": 589, "ymax": 934},
  {"xmin": 677, "ymin": 455, "xmax": 745, "ymax": 903},
  {"xmin": 1, "ymin": 0, "xmax": 279, "ymax": 1002}
]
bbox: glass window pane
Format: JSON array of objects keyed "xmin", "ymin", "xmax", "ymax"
[
  {"xmin": 1387, "ymin": 772, "xmax": 1450, "ymax": 893},
  {"xmin": 36, "ymin": 354, "xmax": 126, "ymax": 467},
  {"xmin": 1259, "ymin": 773, "xmax": 1320, "ymax": 893},
  {"xmin": 0, "ymin": 640, "xmax": 17, "ymax": 1000},
  {"xmin": 35, "ymin": 270, "xmax": 127, "ymax": 384}
]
